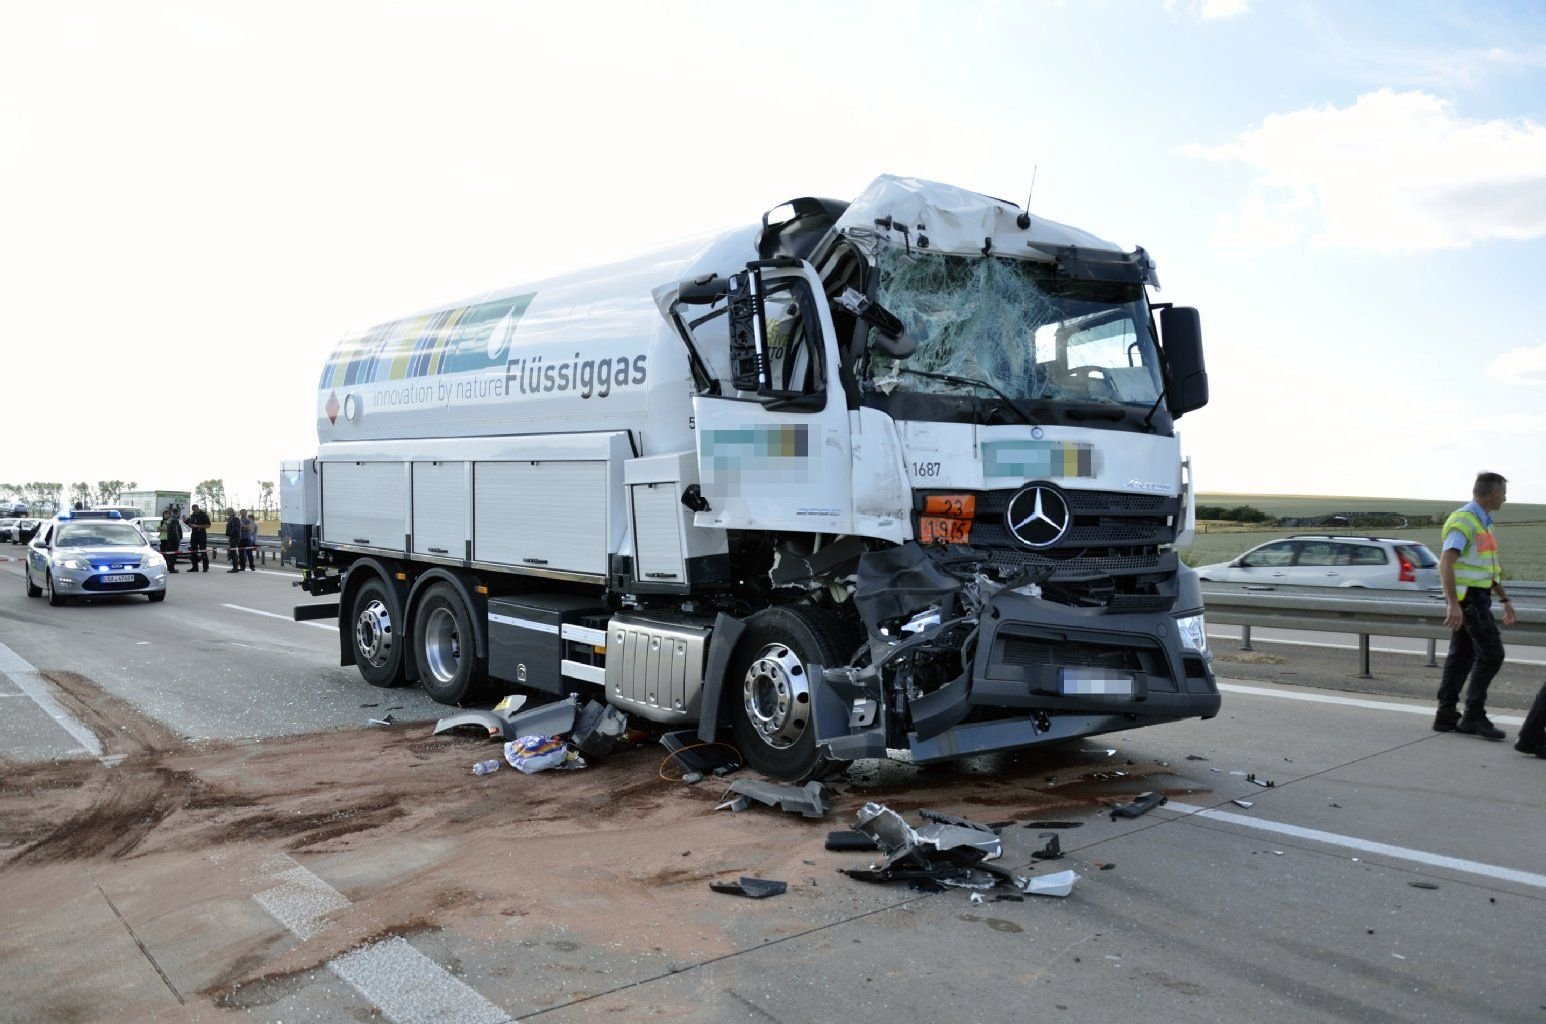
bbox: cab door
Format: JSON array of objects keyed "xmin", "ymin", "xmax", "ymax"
[{"xmin": 678, "ymin": 261, "xmax": 853, "ymax": 533}]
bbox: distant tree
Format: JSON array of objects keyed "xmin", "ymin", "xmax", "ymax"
[
  {"xmin": 96, "ymin": 479, "xmax": 127, "ymax": 505},
  {"xmin": 259, "ymin": 481, "xmax": 275, "ymax": 518},
  {"xmin": 69, "ymin": 482, "xmax": 93, "ymax": 508},
  {"xmin": 195, "ymin": 479, "xmax": 227, "ymax": 511}
]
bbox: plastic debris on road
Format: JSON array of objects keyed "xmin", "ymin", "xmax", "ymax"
[
  {"xmin": 709, "ymin": 877, "xmax": 787, "ymax": 899},
  {"xmin": 1020, "ymin": 870, "xmax": 1080, "ymax": 897}
]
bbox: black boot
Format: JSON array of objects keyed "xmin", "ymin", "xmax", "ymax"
[
  {"xmin": 1433, "ymin": 705, "xmax": 1460, "ymax": 732},
  {"xmin": 1456, "ymin": 711, "xmax": 1505, "ymax": 741}
]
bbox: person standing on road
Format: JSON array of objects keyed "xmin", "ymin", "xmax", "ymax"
[
  {"xmin": 1435, "ymin": 471, "xmax": 1517, "ymax": 740},
  {"xmin": 183, "ymin": 504, "xmax": 211, "ymax": 573},
  {"xmin": 158, "ymin": 507, "xmax": 183, "ymax": 573},
  {"xmin": 225, "ymin": 508, "xmax": 243, "ymax": 572},
  {"xmin": 239, "ymin": 509, "xmax": 257, "ymax": 572}
]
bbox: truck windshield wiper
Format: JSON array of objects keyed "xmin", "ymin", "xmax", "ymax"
[{"xmin": 895, "ymin": 368, "xmax": 1040, "ymax": 426}]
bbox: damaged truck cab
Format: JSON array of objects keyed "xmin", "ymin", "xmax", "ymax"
[{"xmin": 288, "ymin": 174, "xmax": 1217, "ymax": 781}]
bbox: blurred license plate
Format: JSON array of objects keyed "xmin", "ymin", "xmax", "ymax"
[
  {"xmin": 1060, "ymin": 669, "xmax": 1133, "ymax": 696},
  {"xmin": 101, "ymin": 574, "xmax": 133, "ymax": 584}
]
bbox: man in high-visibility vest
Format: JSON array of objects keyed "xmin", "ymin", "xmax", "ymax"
[{"xmin": 1434, "ymin": 471, "xmax": 1516, "ymax": 740}]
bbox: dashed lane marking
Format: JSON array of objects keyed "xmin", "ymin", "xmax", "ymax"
[{"xmin": 223, "ymin": 603, "xmax": 336, "ymax": 631}]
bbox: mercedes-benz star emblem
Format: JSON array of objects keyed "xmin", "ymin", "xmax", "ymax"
[{"xmin": 1005, "ymin": 484, "xmax": 1071, "ymax": 549}]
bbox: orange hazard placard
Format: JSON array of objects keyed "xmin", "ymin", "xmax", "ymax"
[{"xmin": 919, "ymin": 516, "xmax": 972, "ymax": 545}]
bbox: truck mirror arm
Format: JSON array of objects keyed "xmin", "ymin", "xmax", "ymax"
[{"xmin": 835, "ymin": 287, "xmax": 916, "ymax": 359}]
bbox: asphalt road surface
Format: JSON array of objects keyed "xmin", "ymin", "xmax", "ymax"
[{"xmin": 1, "ymin": 554, "xmax": 1542, "ymax": 1024}]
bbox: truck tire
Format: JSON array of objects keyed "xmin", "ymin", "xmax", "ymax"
[
  {"xmin": 728, "ymin": 604, "xmax": 853, "ymax": 783},
  {"xmin": 350, "ymin": 577, "xmax": 404, "ymax": 687},
  {"xmin": 413, "ymin": 583, "xmax": 481, "ymax": 705}
]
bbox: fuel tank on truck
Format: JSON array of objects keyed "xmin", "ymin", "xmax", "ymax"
[{"xmin": 314, "ymin": 225, "xmax": 760, "ymax": 456}]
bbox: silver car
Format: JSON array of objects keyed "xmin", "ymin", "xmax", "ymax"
[
  {"xmin": 1195, "ymin": 534, "xmax": 1441, "ymax": 590},
  {"xmin": 24, "ymin": 516, "xmax": 169, "ymax": 605}
]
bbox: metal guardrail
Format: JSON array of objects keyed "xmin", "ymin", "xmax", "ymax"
[{"xmin": 1200, "ymin": 581, "xmax": 1546, "ymax": 678}]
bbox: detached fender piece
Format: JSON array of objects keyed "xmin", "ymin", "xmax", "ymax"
[
  {"xmin": 727, "ymin": 779, "xmax": 833, "ymax": 818},
  {"xmin": 695, "ymin": 612, "xmax": 746, "ymax": 745},
  {"xmin": 433, "ymin": 709, "xmax": 509, "ymax": 740}
]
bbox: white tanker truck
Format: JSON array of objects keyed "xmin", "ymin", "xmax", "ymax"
[{"xmin": 284, "ymin": 174, "xmax": 1217, "ymax": 781}]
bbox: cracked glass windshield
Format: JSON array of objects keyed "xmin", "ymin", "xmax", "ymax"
[{"xmin": 869, "ymin": 248, "xmax": 1162, "ymax": 407}]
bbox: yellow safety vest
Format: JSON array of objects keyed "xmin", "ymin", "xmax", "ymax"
[{"xmin": 1443, "ymin": 507, "xmax": 1500, "ymax": 599}]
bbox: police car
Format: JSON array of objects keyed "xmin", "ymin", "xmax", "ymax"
[{"xmin": 24, "ymin": 510, "xmax": 169, "ymax": 605}]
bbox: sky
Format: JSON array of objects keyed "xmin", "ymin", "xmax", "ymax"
[{"xmin": 2, "ymin": 0, "xmax": 1544, "ymax": 507}]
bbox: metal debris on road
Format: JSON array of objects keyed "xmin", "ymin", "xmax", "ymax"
[
  {"xmin": 1232, "ymin": 799, "xmax": 1254, "ymax": 809},
  {"xmin": 1246, "ymin": 773, "xmax": 1275, "ymax": 788},
  {"xmin": 1031, "ymin": 833, "xmax": 1063, "ymax": 860},
  {"xmin": 1024, "ymin": 821, "xmax": 1083, "ymax": 829},
  {"xmin": 1408, "ymin": 881, "xmax": 1440, "ymax": 890},
  {"xmin": 825, "ymin": 830, "xmax": 880, "ymax": 852}
]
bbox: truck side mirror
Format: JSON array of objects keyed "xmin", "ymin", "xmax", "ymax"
[
  {"xmin": 834, "ymin": 288, "xmax": 917, "ymax": 359},
  {"xmin": 676, "ymin": 274, "xmax": 729, "ymax": 306},
  {"xmin": 1160, "ymin": 306, "xmax": 1208, "ymax": 417}
]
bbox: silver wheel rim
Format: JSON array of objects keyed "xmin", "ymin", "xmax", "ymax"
[
  {"xmin": 354, "ymin": 598, "xmax": 393, "ymax": 668},
  {"xmin": 422, "ymin": 605, "xmax": 462, "ymax": 685},
  {"xmin": 742, "ymin": 643, "xmax": 811, "ymax": 749}
]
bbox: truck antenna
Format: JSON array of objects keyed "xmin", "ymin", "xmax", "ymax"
[{"xmin": 1016, "ymin": 166, "xmax": 1038, "ymax": 230}]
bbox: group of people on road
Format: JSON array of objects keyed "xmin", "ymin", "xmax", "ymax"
[
  {"xmin": 1432, "ymin": 471, "xmax": 1545, "ymax": 761},
  {"xmin": 157, "ymin": 505, "xmax": 260, "ymax": 574}
]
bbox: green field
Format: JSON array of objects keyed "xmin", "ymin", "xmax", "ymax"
[{"xmin": 1187, "ymin": 494, "xmax": 1546, "ymax": 580}]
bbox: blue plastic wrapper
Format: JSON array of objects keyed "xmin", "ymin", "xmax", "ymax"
[{"xmin": 504, "ymin": 735, "xmax": 586, "ymax": 774}]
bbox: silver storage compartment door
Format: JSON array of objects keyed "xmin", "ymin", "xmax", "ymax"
[
  {"xmin": 630, "ymin": 482, "xmax": 685, "ymax": 583},
  {"xmin": 475, "ymin": 461, "xmax": 608, "ymax": 574},
  {"xmin": 321, "ymin": 461, "xmax": 406, "ymax": 549},
  {"xmin": 412, "ymin": 461, "xmax": 467, "ymax": 559}
]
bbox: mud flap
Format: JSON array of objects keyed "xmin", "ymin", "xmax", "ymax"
[{"xmin": 695, "ymin": 613, "xmax": 746, "ymax": 745}]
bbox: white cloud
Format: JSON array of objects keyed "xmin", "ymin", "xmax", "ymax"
[
  {"xmin": 1487, "ymin": 344, "xmax": 1546, "ymax": 385},
  {"xmin": 1163, "ymin": 0, "xmax": 1250, "ymax": 19},
  {"xmin": 1183, "ymin": 90, "xmax": 1546, "ymax": 251}
]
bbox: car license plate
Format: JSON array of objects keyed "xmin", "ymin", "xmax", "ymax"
[
  {"xmin": 1060, "ymin": 668, "xmax": 1133, "ymax": 696},
  {"xmin": 101, "ymin": 574, "xmax": 134, "ymax": 584}
]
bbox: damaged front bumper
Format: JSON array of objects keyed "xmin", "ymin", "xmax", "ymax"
[{"xmin": 815, "ymin": 561, "xmax": 1219, "ymax": 764}]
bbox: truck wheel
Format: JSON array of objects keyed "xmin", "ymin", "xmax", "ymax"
[
  {"xmin": 728, "ymin": 605, "xmax": 852, "ymax": 783},
  {"xmin": 413, "ymin": 584, "xmax": 481, "ymax": 705},
  {"xmin": 350, "ymin": 577, "xmax": 404, "ymax": 687},
  {"xmin": 46, "ymin": 572, "xmax": 67, "ymax": 607}
]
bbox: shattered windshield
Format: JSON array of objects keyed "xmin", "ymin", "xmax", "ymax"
[{"xmin": 869, "ymin": 249, "xmax": 1163, "ymax": 408}]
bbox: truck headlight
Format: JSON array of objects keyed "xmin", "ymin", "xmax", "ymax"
[{"xmin": 1175, "ymin": 613, "xmax": 1208, "ymax": 654}]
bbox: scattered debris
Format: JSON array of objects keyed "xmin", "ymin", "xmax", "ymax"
[
  {"xmin": 1232, "ymin": 799, "xmax": 1254, "ymax": 809},
  {"xmin": 359, "ymin": 702, "xmax": 379, "ymax": 709},
  {"xmin": 660, "ymin": 730, "xmax": 742, "ymax": 774},
  {"xmin": 367, "ymin": 717, "xmax": 395, "ymax": 727},
  {"xmin": 1185, "ymin": 754, "xmax": 1209, "ymax": 761},
  {"xmin": 503, "ymin": 735, "xmax": 586, "ymax": 774},
  {"xmin": 918, "ymin": 808, "xmax": 1001, "ymax": 834},
  {"xmin": 1094, "ymin": 862, "xmax": 1115, "ymax": 871},
  {"xmin": 1020, "ymin": 870, "xmax": 1079, "ymax": 897},
  {"xmin": 471, "ymin": 759, "xmax": 500, "ymax": 776},
  {"xmin": 1229, "ymin": 770, "xmax": 1247, "ymax": 776},
  {"xmin": 570, "ymin": 700, "xmax": 631, "ymax": 760},
  {"xmin": 1408, "ymin": 881, "xmax": 1440, "ymax": 890},
  {"xmin": 843, "ymin": 802, "xmax": 1015, "ymax": 891},
  {"xmin": 714, "ymin": 796, "xmax": 750, "ymax": 813},
  {"xmin": 492, "ymin": 693, "xmax": 528, "ymax": 717},
  {"xmin": 504, "ymin": 695, "xmax": 580, "ymax": 740},
  {"xmin": 969, "ymin": 892, "xmax": 985, "ymax": 905},
  {"xmin": 432, "ymin": 709, "xmax": 508, "ymax": 739},
  {"xmin": 909, "ymin": 880, "xmax": 946, "ymax": 894},
  {"xmin": 1329, "ymin": 802, "xmax": 1342, "ymax": 808},
  {"xmin": 1025, "ymin": 821, "xmax": 1083, "ymax": 830},
  {"xmin": 826, "ymin": 830, "xmax": 880, "ymax": 852},
  {"xmin": 1246, "ymin": 773, "xmax": 1275, "ymax": 788},
  {"xmin": 681, "ymin": 772, "xmax": 703, "ymax": 785},
  {"xmin": 1031, "ymin": 833, "xmax": 1063, "ymax": 860},
  {"xmin": 709, "ymin": 877, "xmax": 786, "ymax": 899},
  {"xmin": 1272, "ymin": 850, "xmax": 1284, "ymax": 856},
  {"xmin": 1109, "ymin": 792, "xmax": 1167, "ymax": 820},
  {"xmin": 728, "ymin": 779, "xmax": 832, "ymax": 818}
]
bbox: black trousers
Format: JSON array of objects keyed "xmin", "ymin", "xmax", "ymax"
[
  {"xmin": 160, "ymin": 539, "xmax": 179, "ymax": 569},
  {"xmin": 1519, "ymin": 684, "xmax": 1546, "ymax": 749},
  {"xmin": 1438, "ymin": 587, "xmax": 1505, "ymax": 713},
  {"xmin": 189, "ymin": 530, "xmax": 208, "ymax": 571}
]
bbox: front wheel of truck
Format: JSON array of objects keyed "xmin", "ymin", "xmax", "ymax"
[{"xmin": 728, "ymin": 605, "xmax": 851, "ymax": 783}]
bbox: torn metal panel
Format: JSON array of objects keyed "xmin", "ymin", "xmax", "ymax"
[
  {"xmin": 432, "ymin": 710, "xmax": 508, "ymax": 739},
  {"xmin": 1031, "ymin": 833, "xmax": 1063, "ymax": 860},
  {"xmin": 825, "ymin": 830, "xmax": 880, "ymax": 852},
  {"xmin": 917, "ymin": 809, "xmax": 999, "ymax": 834},
  {"xmin": 570, "ymin": 700, "xmax": 630, "ymax": 760},
  {"xmin": 727, "ymin": 779, "xmax": 832, "ymax": 818}
]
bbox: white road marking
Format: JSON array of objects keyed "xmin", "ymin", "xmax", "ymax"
[
  {"xmin": 253, "ymin": 855, "xmax": 509, "ymax": 1024},
  {"xmin": 1217, "ymin": 681, "xmax": 1525, "ymax": 726},
  {"xmin": 224, "ymin": 603, "xmax": 335, "ymax": 631},
  {"xmin": 1167, "ymin": 801, "xmax": 1546, "ymax": 890},
  {"xmin": 0, "ymin": 640, "xmax": 104, "ymax": 759}
]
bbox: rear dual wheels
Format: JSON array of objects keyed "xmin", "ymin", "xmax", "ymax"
[
  {"xmin": 413, "ymin": 584, "xmax": 481, "ymax": 705},
  {"xmin": 728, "ymin": 605, "xmax": 855, "ymax": 783}
]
